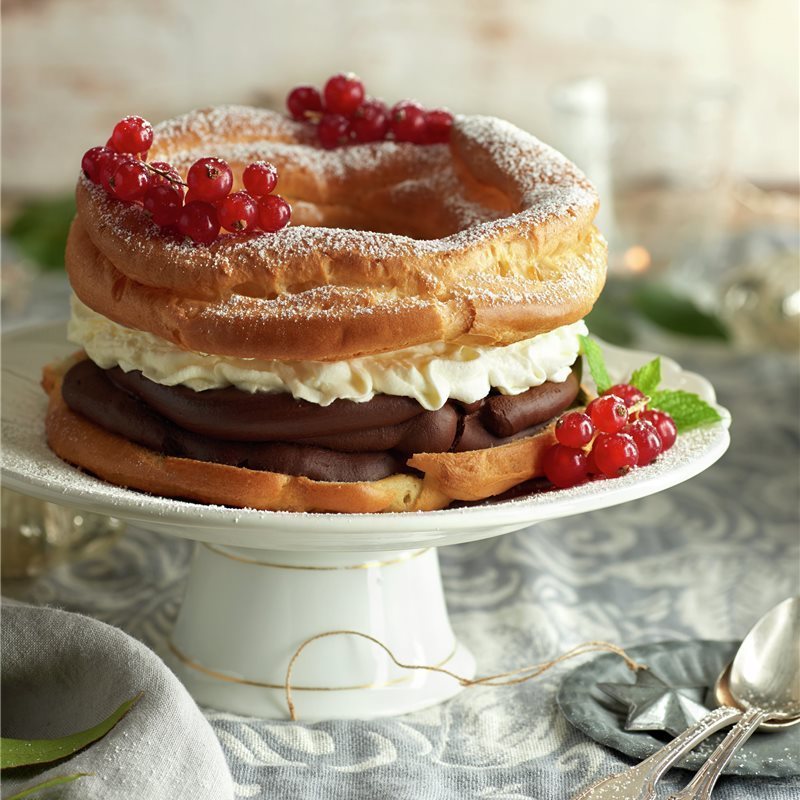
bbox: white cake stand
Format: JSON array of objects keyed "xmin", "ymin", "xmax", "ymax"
[{"xmin": 2, "ymin": 323, "xmax": 730, "ymax": 721}]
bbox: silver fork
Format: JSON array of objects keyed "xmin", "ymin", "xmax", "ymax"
[
  {"xmin": 667, "ymin": 706, "xmax": 766, "ymax": 800},
  {"xmin": 572, "ymin": 706, "xmax": 741, "ymax": 800}
]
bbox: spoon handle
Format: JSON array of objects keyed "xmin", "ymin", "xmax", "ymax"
[
  {"xmin": 572, "ymin": 706, "xmax": 741, "ymax": 800},
  {"xmin": 667, "ymin": 706, "xmax": 767, "ymax": 800}
]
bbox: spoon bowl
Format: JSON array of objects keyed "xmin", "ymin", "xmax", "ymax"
[
  {"xmin": 714, "ymin": 663, "xmax": 800, "ymax": 732},
  {"xmin": 724, "ymin": 596, "xmax": 800, "ymax": 722}
]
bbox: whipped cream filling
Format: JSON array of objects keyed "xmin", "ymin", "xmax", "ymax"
[{"xmin": 68, "ymin": 295, "xmax": 587, "ymax": 410}]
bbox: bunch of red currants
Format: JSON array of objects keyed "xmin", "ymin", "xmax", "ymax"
[
  {"xmin": 81, "ymin": 116, "xmax": 291, "ymax": 245},
  {"xmin": 287, "ymin": 73, "xmax": 453, "ymax": 149},
  {"xmin": 543, "ymin": 383, "xmax": 679, "ymax": 489}
]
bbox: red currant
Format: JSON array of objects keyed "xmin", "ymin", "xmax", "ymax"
[
  {"xmin": 604, "ymin": 383, "xmax": 645, "ymax": 408},
  {"xmin": 177, "ymin": 201, "xmax": 220, "ymax": 245},
  {"xmin": 218, "ymin": 191, "xmax": 258, "ymax": 233},
  {"xmin": 323, "ymin": 73, "xmax": 365, "ymax": 116},
  {"xmin": 185, "ymin": 192, "xmax": 226, "ymax": 211},
  {"xmin": 587, "ymin": 394, "xmax": 628, "ymax": 433},
  {"xmin": 81, "ymin": 146, "xmax": 112, "ymax": 184},
  {"xmin": 287, "ymin": 85, "xmax": 324, "ymax": 121},
  {"xmin": 623, "ymin": 419, "xmax": 663, "ymax": 466},
  {"xmin": 390, "ymin": 101, "xmax": 427, "ymax": 143},
  {"xmin": 543, "ymin": 445, "xmax": 589, "ymax": 489},
  {"xmin": 148, "ymin": 160, "xmax": 172, "ymax": 177},
  {"xmin": 98, "ymin": 152, "xmax": 126, "ymax": 192},
  {"xmin": 243, "ymin": 161, "xmax": 278, "ymax": 197},
  {"xmin": 555, "ymin": 412, "xmax": 595, "ymax": 448},
  {"xmin": 318, "ymin": 113, "xmax": 352, "ymax": 149},
  {"xmin": 351, "ymin": 99, "xmax": 390, "ymax": 143},
  {"xmin": 586, "ymin": 447, "xmax": 600, "ymax": 476},
  {"xmin": 424, "ymin": 109, "xmax": 453, "ymax": 144},
  {"xmin": 148, "ymin": 161, "xmax": 184, "ymax": 192},
  {"xmin": 639, "ymin": 410, "xmax": 678, "ymax": 451},
  {"xmin": 592, "ymin": 432, "xmax": 639, "ymax": 478},
  {"xmin": 186, "ymin": 157, "xmax": 233, "ymax": 202},
  {"xmin": 110, "ymin": 115, "xmax": 154, "ymax": 154},
  {"xmin": 257, "ymin": 195, "xmax": 291, "ymax": 232},
  {"xmin": 108, "ymin": 158, "xmax": 151, "ymax": 201},
  {"xmin": 143, "ymin": 185, "xmax": 184, "ymax": 227}
]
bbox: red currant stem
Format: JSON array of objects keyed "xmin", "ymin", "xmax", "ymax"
[
  {"xmin": 629, "ymin": 396, "xmax": 651, "ymax": 416},
  {"xmin": 583, "ymin": 430, "xmax": 601, "ymax": 453},
  {"xmin": 143, "ymin": 162, "xmax": 188, "ymax": 187},
  {"xmin": 582, "ymin": 391, "xmax": 651, "ymax": 417}
]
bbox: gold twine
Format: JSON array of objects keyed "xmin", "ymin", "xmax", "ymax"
[{"xmin": 284, "ymin": 630, "xmax": 645, "ymax": 721}]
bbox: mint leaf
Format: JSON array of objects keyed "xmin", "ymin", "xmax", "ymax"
[
  {"xmin": 6, "ymin": 773, "xmax": 91, "ymax": 800},
  {"xmin": 1, "ymin": 694, "xmax": 140, "ymax": 769},
  {"xmin": 649, "ymin": 390, "xmax": 722, "ymax": 433},
  {"xmin": 577, "ymin": 337, "xmax": 723, "ymax": 433},
  {"xmin": 579, "ymin": 335, "xmax": 611, "ymax": 394},
  {"xmin": 630, "ymin": 357, "xmax": 661, "ymax": 395}
]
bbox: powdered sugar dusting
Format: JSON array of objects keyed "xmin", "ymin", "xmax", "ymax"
[
  {"xmin": 82, "ymin": 107, "xmax": 598, "ymax": 265},
  {"xmin": 454, "ymin": 114, "xmax": 596, "ymax": 217},
  {"xmin": 205, "ymin": 285, "xmax": 431, "ymax": 323}
]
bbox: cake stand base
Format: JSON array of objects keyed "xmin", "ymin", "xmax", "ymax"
[{"xmin": 161, "ymin": 541, "xmax": 475, "ymax": 720}]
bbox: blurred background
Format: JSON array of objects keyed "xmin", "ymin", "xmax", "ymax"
[{"xmin": 2, "ymin": 0, "xmax": 799, "ymax": 349}]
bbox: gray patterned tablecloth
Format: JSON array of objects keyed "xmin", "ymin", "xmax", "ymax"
[{"xmin": 3, "ymin": 276, "xmax": 800, "ymax": 799}]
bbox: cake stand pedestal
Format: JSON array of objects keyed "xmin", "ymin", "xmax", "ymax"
[
  {"xmin": 2, "ymin": 324, "xmax": 730, "ymax": 720},
  {"xmin": 165, "ymin": 542, "xmax": 474, "ymax": 719}
]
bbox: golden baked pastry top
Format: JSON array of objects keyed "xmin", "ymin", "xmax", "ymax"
[{"xmin": 69, "ymin": 106, "xmax": 606, "ymax": 361}]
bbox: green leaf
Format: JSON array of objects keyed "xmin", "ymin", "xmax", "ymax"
[
  {"xmin": 6, "ymin": 773, "xmax": 91, "ymax": 800},
  {"xmin": 579, "ymin": 335, "xmax": 612, "ymax": 394},
  {"xmin": 6, "ymin": 196, "xmax": 75, "ymax": 270},
  {"xmin": 630, "ymin": 357, "xmax": 662, "ymax": 395},
  {"xmin": 1, "ymin": 694, "xmax": 140, "ymax": 769},
  {"xmin": 649, "ymin": 389, "xmax": 723, "ymax": 433},
  {"xmin": 631, "ymin": 283, "xmax": 729, "ymax": 340}
]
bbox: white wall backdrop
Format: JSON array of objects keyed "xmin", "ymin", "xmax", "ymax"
[{"xmin": 2, "ymin": 0, "xmax": 797, "ymax": 193}]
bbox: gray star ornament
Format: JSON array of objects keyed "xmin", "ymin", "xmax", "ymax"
[{"xmin": 598, "ymin": 668, "xmax": 710, "ymax": 737}]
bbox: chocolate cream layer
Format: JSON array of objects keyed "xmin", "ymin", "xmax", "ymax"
[{"xmin": 61, "ymin": 359, "xmax": 580, "ymax": 483}]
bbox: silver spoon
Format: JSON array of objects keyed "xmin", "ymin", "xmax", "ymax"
[
  {"xmin": 668, "ymin": 596, "xmax": 800, "ymax": 800},
  {"xmin": 714, "ymin": 662, "xmax": 800, "ymax": 732},
  {"xmin": 573, "ymin": 597, "xmax": 800, "ymax": 800}
]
